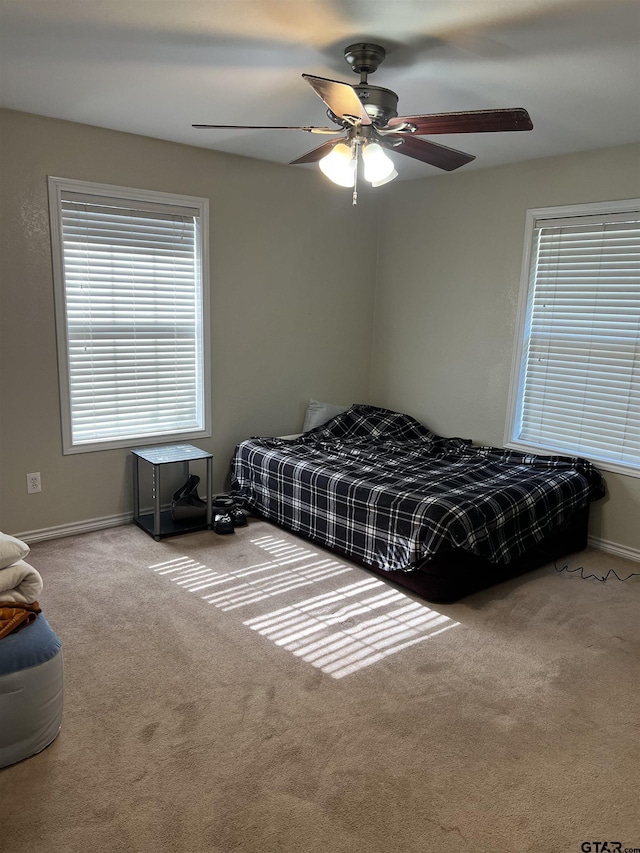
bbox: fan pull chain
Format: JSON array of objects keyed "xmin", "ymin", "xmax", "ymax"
[{"xmin": 352, "ymin": 146, "xmax": 359, "ymax": 206}]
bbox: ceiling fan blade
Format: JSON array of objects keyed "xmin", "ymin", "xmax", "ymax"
[
  {"xmin": 289, "ymin": 138, "xmax": 342, "ymax": 165},
  {"xmin": 192, "ymin": 124, "xmax": 342, "ymax": 134},
  {"xmin": 302, "ymin": 74, "xmax": 372, "ymax": 126},
  {"xmin": 387, "ymin": 108, "xmax": 533, "ymax": 135},
  {"xmin": 388, "ymin": 136, "xmax": 475, "ymax": 171}
]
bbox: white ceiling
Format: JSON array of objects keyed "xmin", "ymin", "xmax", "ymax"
[{"xmin": 1, "ymin": 0, "xmax": 639, "ymax": 181}]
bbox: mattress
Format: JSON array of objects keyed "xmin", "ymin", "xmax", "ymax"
[{"xmin": 231, "ymin": 404, "xmax": 604, "ymax": 601}]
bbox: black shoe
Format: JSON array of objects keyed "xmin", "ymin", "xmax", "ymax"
[
  {"xmin": 230, "ymin": 506, "xmax": 247, "ymax": 527},
  {"xmin": 213, "ymin": 511, "xmax": 235, "ymax": 534},
  {"xmin": 213, "ymin": 494, "xmax": 234, "ymax": 510},
  {"xmin": 213, "ymin": 494, "xmax": 247, "ymax": 527}
]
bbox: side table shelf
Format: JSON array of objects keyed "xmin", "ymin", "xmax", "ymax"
[{"xmin": 131, "ymin": 443, "xmax": 213, "ymax": 540}]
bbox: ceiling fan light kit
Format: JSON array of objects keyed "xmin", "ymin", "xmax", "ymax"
[
  {"xmin": 318, "ymin": 135, "xmax": 397, "ymax": 202},
  {"xmin": 193, "ymin": 41, "xmax": 533, "ymax": 205}
]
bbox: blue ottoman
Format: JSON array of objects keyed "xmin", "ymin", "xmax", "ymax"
[{"xmin": 0, "ymin": 614, "xmax": 64, "ymax": 768}]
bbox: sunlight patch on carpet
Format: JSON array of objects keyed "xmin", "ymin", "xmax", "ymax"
[{"xmin": 149, "ymin": 534, "xmax": 460, "ymax": 679}]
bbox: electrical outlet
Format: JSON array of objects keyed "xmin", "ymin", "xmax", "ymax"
[{"xmin": 26, "ymin": 472, "xmax": 41, "ymax": 494}]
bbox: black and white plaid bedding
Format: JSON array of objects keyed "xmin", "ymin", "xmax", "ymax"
[{"xmin": 231, "ymin": 405, "xmax": 605, "ymax": 572}]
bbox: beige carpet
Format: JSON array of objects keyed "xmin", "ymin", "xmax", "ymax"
[{"xmin": 1, "ymin": 519, "xmax": 639, "ymax": 853}]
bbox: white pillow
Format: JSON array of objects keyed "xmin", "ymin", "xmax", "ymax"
[
  {"xmin": 302, "ymin": 400, "xmax": 350, "ymax": 432},
  {"xmin": 0, "ymin": 531, "xmax": 30, "ymax": 570}
]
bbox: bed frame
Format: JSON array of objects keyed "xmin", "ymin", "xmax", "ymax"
[{"xmin": 248, "ymin": 506, "xmax": 590, "ymax": 604}]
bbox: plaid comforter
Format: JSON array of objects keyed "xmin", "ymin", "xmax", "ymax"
[{"xmin": 231, "ymin": 405, "xmax": 605, "ymax": 572}]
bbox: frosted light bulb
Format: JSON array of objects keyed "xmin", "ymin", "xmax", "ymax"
[
  {"xmin": 362, "ymin": 142, "xmax": 395, "ymax": 184},
  {"xmin": 319, "ymin": 143, "xmax": 356, "ymax": 187}
]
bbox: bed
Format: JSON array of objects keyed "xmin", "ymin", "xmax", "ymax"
[{"xmin": 230, "ymin": 404, "xmax": 605, "ymax": 602}]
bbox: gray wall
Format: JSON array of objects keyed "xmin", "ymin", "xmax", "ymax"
[
  {"xmin": 0, "ymin": 109, "xmax": 378, "ymax": 535},
  {"xmin": 370, "ymin": 142, "xmax": 640, "ymax": 555}
]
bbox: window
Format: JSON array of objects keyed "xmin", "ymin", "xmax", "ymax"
[
  {"xmin": 506, "ymin": 199, "xmax": 640, "ymax": 477},
  {"xmin": 49, "ymin": 177, "xmax": 210, "ymax": 454}
]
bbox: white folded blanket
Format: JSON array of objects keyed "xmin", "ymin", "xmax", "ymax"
[{"xmin": 0, "ymin": 559, "xmax": 43, "ymax": 604}]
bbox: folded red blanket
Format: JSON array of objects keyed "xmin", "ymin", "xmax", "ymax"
[{"xmin": 0, "ymin": 601, "xmax": 42, "ymax": 640}]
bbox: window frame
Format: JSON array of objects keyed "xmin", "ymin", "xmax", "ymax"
[
  {"xmin": 505, "ymin": 197, "xmax": 640, "ymax": 479},
  {"xmin": 48, "ymin": 176, "xmax": 211, "ymax": 455}
]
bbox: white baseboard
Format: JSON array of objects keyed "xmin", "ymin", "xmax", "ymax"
[
  {"xmin": 588, "ymin": 535, "xmax": 640, "ymax": 563},
  {"xmin": 14, "ymin": 516, "xmax": 640, "ymax": 564},
  {"xmin": 16, "ymin": 512, "xmax": 133, "ymax": 544}
]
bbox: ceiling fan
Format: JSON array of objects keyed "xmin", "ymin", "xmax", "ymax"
[{"xmin": 193, "ymin": 42, "xmax": 533, "ymax": 204}]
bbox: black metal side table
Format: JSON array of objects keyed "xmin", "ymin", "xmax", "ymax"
[{"xmin": 131, "ymin": 443, "xmax": 213, "ymax": 540}]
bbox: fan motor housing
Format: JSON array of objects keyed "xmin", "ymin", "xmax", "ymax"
[{"xmin": 354, "ymin": 84, "xmax": 399, "ymax": 124}]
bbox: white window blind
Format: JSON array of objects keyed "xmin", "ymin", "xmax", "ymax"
[
  {"xmin": 508, "ymin": 201, "xmax": 640, "ymax": 475},
  {"xmin": 49, "ymin": 178, "xmax": 210, "ymax": 453}
]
